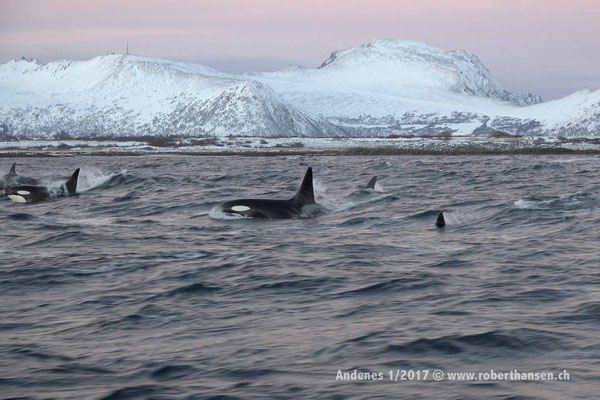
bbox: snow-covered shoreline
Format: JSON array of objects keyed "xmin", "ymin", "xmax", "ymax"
[{"xmin": 1, "ymin": 136, "xmax": 600, "ymax": 156}]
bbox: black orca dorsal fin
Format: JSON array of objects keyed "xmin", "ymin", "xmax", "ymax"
[
  {"xmin": 65, "ymin": 168, "xmax": 80, "ymax": 194},
  {"xmin": 436, "ymin": 212, "xmax": 446, "ymax": 228},
  {"xmin": 366, "ymin": 176, "xmax": 377, "ymax": 189},
  {"xmin": 292, "ymin": 167, "xmax": 315, "ymax": 205},
  {"xmin": 9, "ymin": 163, "xmax": 16, "ymax": 175}
]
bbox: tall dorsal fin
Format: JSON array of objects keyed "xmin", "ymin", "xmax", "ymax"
[
  {"xmin": 436, "ymin": 212, "xmax": 446, "ymax": 228},
  {"xmin": 65, "ymin": 168, "xmax": 80, "ymax": 194},
  {"xmin": 291, "ymin": 167, "xmax": 315, "ymax": 205},
  {"xmin": 366, "ymin": 176, "xmax": 377, "ymax": 189},
  {"xmin": 8, "ymin": 163, "xmax": 16, "ymax": 175}
]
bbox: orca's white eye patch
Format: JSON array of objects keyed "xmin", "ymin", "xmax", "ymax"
[
  {"xmin": 17, "ymin": 190, "xmax": 31, "ymax": 196},
  {"xmin": 8, "ymin": 195, "xmax": 27, "ymax": 204},
  {"xmin": 231, "ymin": 205, "xmax": 250, "ymax": 212}
]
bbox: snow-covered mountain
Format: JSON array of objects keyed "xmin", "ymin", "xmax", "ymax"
[
  {"xmin": 0, "ymin": 55, "xmax": 343, "ymax": 137},
  {"xmin": 256, "ymin": 39, "xmax": 541, "ymax": 106},
  {"xmin": 1, "ymin": 39, "xmax": 599, "ymax": 138}
]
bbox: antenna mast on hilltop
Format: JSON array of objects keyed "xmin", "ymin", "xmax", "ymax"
[{"xmin": 126, "ymin": 41, "xmax": 129, "ymax": 55}]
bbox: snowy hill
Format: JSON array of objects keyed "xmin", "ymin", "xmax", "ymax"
[
  {"xmin": 1, "ymin": 39, "xmax": 599, "ymax": 137},
  {"xmin": 258, "ymin": 39, "xmax": 541, "ymax": 106},
  {"xmin": 248, "ymin": 39, "xmax": 598, "ymax": 137},
  {"xmin": 0, "ymin": 55, "xmax": 342, "ymax": 137}
]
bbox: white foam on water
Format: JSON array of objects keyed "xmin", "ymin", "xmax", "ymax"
[
  {"xmin": 312, "ymin": 179, "xmax": 328, "ymax": 197},
  {"xmin": 71, "ymin": 217, "xmax": 117, "ymax": 226},
  {"xmin": 76, "ymin": 168, "xmax": 127, "ymax": 192},
  {"xmin": 312, "ymin": 179, "xmax": 356, "ymax": 212},
  {"xmin": 442, "ymin": 209, "xmax": 497, "ymax": 224},
  {"xmin": 373, "ymin": 182, "xmax": 385, "ymax": 192},
  {"xmin": 549, "ymin": 157, "xmax": 599, "ymax": 164},
  {"xmin": 513, "ymin": 199, "xmax": 551, "ymax": 210}
]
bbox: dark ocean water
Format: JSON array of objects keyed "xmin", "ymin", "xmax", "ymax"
[{"xmin": 0, "ymin": 155, "xmax": 599, "ymax": 400}]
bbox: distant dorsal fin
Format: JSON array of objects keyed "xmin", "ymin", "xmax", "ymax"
[
  {"xmin": 9, "ymin": 163, "xmax": 16, "ymax": 175},
  {"xmin": 436, "ymin": 212, "xmax": 446, "ymax": 228},
  {"xmin": 65, "ymin": 168, "xmax": 80, "ymax": 194},
  {"xmin": 366, "ymin": 176, "xmax": 377, "ymax": 189},
  {"xmin": 291, "ymin": 167, "xmax": 315, "ymax": 205}
]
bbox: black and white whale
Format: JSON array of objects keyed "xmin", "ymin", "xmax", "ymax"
[
  {"xmin": 1, "ymin": 163, "xmax": 40, "ymax": 190},
  {"xmin": 218, "ymin": 167, "xmax": 321, "ymax": 219},
  {"xmin": 6, "ymin": 168, "xmax": 80, "ymax": 204}
]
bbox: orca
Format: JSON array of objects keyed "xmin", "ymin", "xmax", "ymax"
[
  {"xmin": 366, "ymin": 176, "xmax": 377, "ymax": 190},
  {"xmin": 218, "ymin": 167, "xmax": 321, "ymax": 219},
  {"xmin": 6, "ymin": 168, "xmax": 80, "ymax": 204},
  {"xmin": 346, "ymin": 176, "xmax": 379, "ymax": 201},
  {"xmin": 1, "ymin": 163, "xmax": 39, "ymax": 190},
  {"xmin": 436, "ymin": 212, "xmax": 446, "ymax": 228}
]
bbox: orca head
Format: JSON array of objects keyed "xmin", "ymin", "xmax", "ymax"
[
  {"xmin": 6, "ymin": 185, "xmax": 49, "ymax": 204},
  {"xmin": 221, "ymin": 202, "xmax": 270, "ymax": 218}
]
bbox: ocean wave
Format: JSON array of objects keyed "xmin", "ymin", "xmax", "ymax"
[
  {"xmin": 384, "ymin": 329, "xmax": 562, "ymax": 355},
  {"xmin": 336, "ymin": 274, "xmax": 441, "ymax": 296},
  {"xmin": 150, "ymin": 364, "xmax": 195, "ymax": 381},
  {"xmin": 514, "ymin": 192, "xmax": 599, "ymax": 210},
  {"xmin": 166, "ymin": 282, "xmax": 222, "ymax": 297}
]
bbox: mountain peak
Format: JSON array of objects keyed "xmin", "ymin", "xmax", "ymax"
[
  {"xmin": 317, "ymin": 39, "xmax": 541, "ymax": 105},
  {"xmin": 320, "ymin": 39, "xmax": 449, "ymax": 68}
]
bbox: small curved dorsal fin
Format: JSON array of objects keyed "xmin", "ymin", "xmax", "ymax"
[
  {"xmin": 291, "ymin": 167, "xmax": 315, "ymax": 205},
  {"xmin": 436, "ymin": 212, "xmax": 446, "ymax": 228},
  {"xmin": 9, "ymin": 163, "xmax": 16, "ymax": 175},
  {"xmin": 366, "ymin": 176, "xmax": 377, "ymax": 189},
  {"xmin": 65, "ymin": 168, "xmax": 80, "ymax": 194}
]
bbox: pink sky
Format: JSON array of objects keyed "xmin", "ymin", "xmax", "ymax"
[{"xmin": 1, "ymin": 0, "xmax": 599, "ymax": 99}]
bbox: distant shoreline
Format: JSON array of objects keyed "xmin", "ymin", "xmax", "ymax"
[
  {"xmin": 2, "ymin": 149, "xmax": 600, "ymax": 158},
  {"xmin": 1, "ymin": 136, "xmax": 600, "ymax": 157}
]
